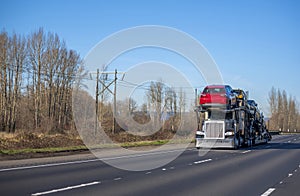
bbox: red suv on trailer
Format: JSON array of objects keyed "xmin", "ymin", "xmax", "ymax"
[{"xmin": 199, "ymin": 85, "xmax": 237, "ymax": 109}]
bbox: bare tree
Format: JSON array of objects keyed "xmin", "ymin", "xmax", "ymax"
[
  {"xmin": 288, "ymin": 96, "xmax": 296, "ymax": 131},
  {"xmin": 27, "ymin": 28, "xmax": 46, "ymax": 129},
  {"xmin": 0, "ymin": 31, "xmax": 9, "ymax": 132},
  {"xmin": 282, "ymin": 90, "xmax": 288, "ymax": 131},
  {"xmin": 277, "ymin": 89, "xmax": 283, "ymax": 131},
  {"xmin": 128, "ymin": 98, "xmax": 138, "ymax": 114},
  {"xmin": 147, "ymin": 81, "xmax": 164, "ymax": 126},
  {"xmin": 9, "ymin": 33, "xmax": 27, "ymax": 132},
  {"xmin": 0, "ymin": 28, "xmax": 82, "ymax": 133},
  {"xmin": 268, "ymin": 87, "xmax": 300, "ymax": 131},
  {"xmin": 178, "ymin": 88, "xmax": 186, "ymax": 118},
  {"xmin": 0, "ymin": 31, "xmax": 26, "ymax": 132},
  {"xmin": 268, "ymin": 87, "xmax": 277, "ymax": 130}
]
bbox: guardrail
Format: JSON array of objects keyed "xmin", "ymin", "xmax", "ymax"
[
  {"xmin": 269, "ymin": 130, "xmax": 300, "ymax": 135},
  {"xmin": 269, "ymin": 131, "xmax": 281, "ymax": 135}
]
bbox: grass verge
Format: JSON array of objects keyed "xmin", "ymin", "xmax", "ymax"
[
  {"xmin": 0, "ymin": 140, "xmax": 169, "ymax": 156},
  {"xmin": 0, "ymin": 139, "xmax": 194, "ymax": 157},
  {"xmin": 0, "ymin": 145, "xmax": 88, "ymax": 156}
]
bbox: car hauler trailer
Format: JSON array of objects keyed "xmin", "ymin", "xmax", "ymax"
[{"xmin": 195, "ymin": 87, "xmax": 271, "ymax": 149}]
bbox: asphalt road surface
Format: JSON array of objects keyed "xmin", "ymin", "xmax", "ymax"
[{"xmin": 0, "ymin": 134, "xmax": 299, "ymax": 196}]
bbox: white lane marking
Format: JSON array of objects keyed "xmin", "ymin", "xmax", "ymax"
[
  {"xmin": 0, "ymin": 149, "xmax": 185, "ymax": 172},
  {"xmin": 194, "ymin": 159, "xmax": 212, "ymax": 165},
  {"xmin": 169, "ymin": 166, "xmax": 175, "ymax": 169},
  {"xmin": 288, "ymin": 173, "xmax": 293, "ymax": 177},
  {"xmin": 31, "ymin": 181, "xmax": 100, "ymax": 196},
  {"xmin": 145, "ymin": 171, "xmax": 151, "ymax": 175},
  {"xmin": 288, "ymin": 141, "xmax": 291, "ymax": 143},
  {"xmin": 261, "ymin": 188, "xmax": 275, "ymax": 196},
  {"xmin": 0, "ymin": 159, "xmax": 100, "ymax": 172},
  {"xmin": 242, "ymin": 150, "xmax": 251, "ymax": 154},
  {"xmin": 162, "ymin": 168, "xmax": 166, "ymax": 171},
  {"xmin": 114, "ymin": 177, "xmax": 122, "ymax": 181}
]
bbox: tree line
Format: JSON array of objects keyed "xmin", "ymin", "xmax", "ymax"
[
  {"xmin": 268, "ymin": 87, "xmax": 300, "ymax": 132},
  {"xmin": 99, "ymin": 80, "xmax": 193, "ymax": 134},
  {"xmin": 0, "ymin": 28, "xmax": 82, "ymax": 133}
]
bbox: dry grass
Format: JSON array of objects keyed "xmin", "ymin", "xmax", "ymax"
[
  {"xmin": 0, "ymin": 132, "xmax": 16, "ymax": 139},
  {"xmin": 0, "ymin": 128, "xmax": 194, "ymax": 157},
  {"xmin": 0, "ymin": 131, "xmax": 84, "ymax": 150}
]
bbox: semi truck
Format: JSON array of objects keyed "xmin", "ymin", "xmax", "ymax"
[{"xmin": 195, "ymin": 85, "xmax": 271, "ymax": 149}]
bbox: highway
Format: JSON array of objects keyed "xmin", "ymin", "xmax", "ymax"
[{"xmin": 0, "ymin": 134, "xmax": 299, "ymax": 196}]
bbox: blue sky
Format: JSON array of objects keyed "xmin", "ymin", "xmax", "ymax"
[{"xmin": 1, "ymin": 0, "xmax": 300, "ymax": 115}]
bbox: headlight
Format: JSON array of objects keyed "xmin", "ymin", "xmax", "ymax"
[
  {"xmin": 225, "ymin": 131, "xmax": 234, "ymax": 136},
  {"xmin": 196, "ymin": 131, "xmax": 205, "ymax": 135}
]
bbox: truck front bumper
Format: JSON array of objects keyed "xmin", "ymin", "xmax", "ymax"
[{"xmin": 195, "ymin": 138, "xmax": 235, "ymax": 149}]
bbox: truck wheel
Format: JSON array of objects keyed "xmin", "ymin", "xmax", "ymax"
[
  {"xmin": 234, "ymin": 137, "xmax": 240, "ymax": 149},
  {"xmin": 247, "ymin": 139, "xmax": 252, "ymax": 147},
  {"xmin": 264, "ymin": 137, "xmax": 268, "ymax": 144},
  {"xmin": 234, "ymin": 144, "xmax": 239, "ymax": 150}
]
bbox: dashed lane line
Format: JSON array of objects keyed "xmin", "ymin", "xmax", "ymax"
[
  {"xmin": 194, "ymin": 159, "xmax": 212, "ymax": 165},
  {"xmin": 31, "ymin": 181, "xmax": 100, "ymax": 196},
  {"xmin": 262, "ymin": 163, "xmax": 300, "ymax": 196},
  {"xmin": 241, "ymin": 150, "xmax": 251, "ymax": 154},
  {"xmin": 261, "ymin": 188, "xmax": 275, "ymax": 196}
]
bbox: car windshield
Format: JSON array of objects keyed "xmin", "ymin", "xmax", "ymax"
[
  {"xmin": 248, "ymin": 100, "xmax": 255, "ymax": 105},
  {"xmin": 203, "ymin": 87, "xmax": 225, "ymax": 94}
]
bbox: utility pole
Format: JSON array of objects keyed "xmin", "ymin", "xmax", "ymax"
[
  {"xmin": 92, "ymin": 69, "xmax": 124, "ymax": 135},
  {"xmin": 100, "ymin": 74, "xmax": 105, "ymax": 123},
  {"xmin": 195, "ymin": 88, "xmax": 198, "ymax": 107},
  {"xmin": 95, "ymin": 69, "xmax": 99, "ymax": 135},
  {"xmin": 113, "ymin": 69, "xmax": 117, "ymax": 134}
]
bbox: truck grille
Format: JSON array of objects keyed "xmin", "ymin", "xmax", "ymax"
[{"xmin": 204, "ymin": 121, "xmax": 225, "ymax": 139}]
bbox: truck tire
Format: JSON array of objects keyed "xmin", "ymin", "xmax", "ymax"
[
  {"xmin": 234, "ymin": 136, "xmax": 240, "ymax": 149},
  {"xmin": 246, "ymin": 139, "xmax": 252, "ymax": 147}
]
